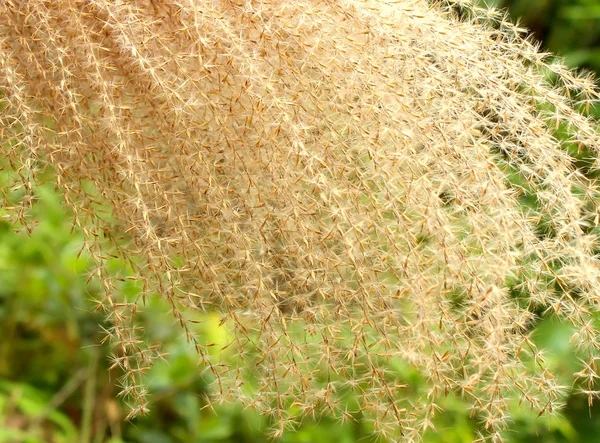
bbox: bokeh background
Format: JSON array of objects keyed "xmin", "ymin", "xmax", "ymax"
[{"xmin": 2, "ymin": 1, "xmax": 600, "ymax": 442}]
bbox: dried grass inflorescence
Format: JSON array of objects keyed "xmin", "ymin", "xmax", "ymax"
[{"xmin": 3, "ymin": 0, "xmax": 600, "ymax": 440}]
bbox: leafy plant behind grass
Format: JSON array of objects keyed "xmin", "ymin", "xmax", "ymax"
[{"xmin": 3, "ymin": 0, "xmax": 600, "ymax": 440}]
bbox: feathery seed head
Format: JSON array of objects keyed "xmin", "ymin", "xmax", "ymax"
[{"xmin": 2, "ymin": 0, "xmax": 600, "ymax": 439}]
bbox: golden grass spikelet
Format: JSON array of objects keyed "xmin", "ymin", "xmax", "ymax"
[{"xmin": 3, "ymin": 0, "xmax": 600, "ymax": 439}]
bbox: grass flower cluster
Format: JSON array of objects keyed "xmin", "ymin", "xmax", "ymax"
[{"xmin": 3, "ymin": 0, "xmax": 600, "ymax": 440}]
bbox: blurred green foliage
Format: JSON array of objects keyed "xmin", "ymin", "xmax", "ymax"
[{"xmin": 489, "ymin": 0, "xmax": 600, "ymax": 75}]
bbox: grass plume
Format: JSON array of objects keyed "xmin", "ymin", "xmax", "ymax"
[{"xmin": 3, "ymin": 0, "xmax": 600, "ymax": 440}]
